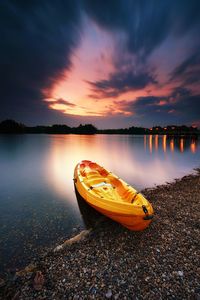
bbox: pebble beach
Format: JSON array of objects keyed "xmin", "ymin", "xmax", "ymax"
[{"xmin": 0, "ymin": 169, "xmax": 200, "ymax": 300}]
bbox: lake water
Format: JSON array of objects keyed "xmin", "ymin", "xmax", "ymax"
[{"xmin": 0, "ymin": 134, "xmax": 199, "ymax": 273}]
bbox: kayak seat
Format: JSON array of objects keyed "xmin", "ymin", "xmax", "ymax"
[{"xmin": 90, "ymin": 182, "xmax": 113, "ymax": 189}]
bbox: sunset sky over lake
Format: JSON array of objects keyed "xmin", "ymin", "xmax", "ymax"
[{"xmin": 1, "ymin": 0, "xmax": 200, "ymax": 128}]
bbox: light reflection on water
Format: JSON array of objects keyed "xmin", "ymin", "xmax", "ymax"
[
  {"xmin": 0, "ymin": 134, "xmax": 199, "ymax": 272},
  {"xmin": 48, "ymin": 134, "xmax": 198, "ymax": 194}
]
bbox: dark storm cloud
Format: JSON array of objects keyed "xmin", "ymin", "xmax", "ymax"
[
  {"xmin": 48, "ymin": 98, "xmax": 76, "ymax": 107},
  {"xmin": 1, "ymin": 0, "xmax": 200, "ymax": 125},
  {"xmin": 0, "ymin": 0, "xmax": 82, "ymax": 122},
  {"xmin": 170, "ymin": 51, "xmax": 200, "ymax": 85},
  {"xmin": 170, "ymin": 87, "xmax": 191, "ymax": 99},
  {"xmin": 88, "ymin": 70, "xmax": 157, "ymax": 99},
  {"xmin": 85, "ymin": 0, "xmax": 200, "ymax": 103},
  {"xmin": 115, "ymin": 97, "xmax": 171, "ymax": 115},
  {"xmin": 83, "ymin": 0, "xmax": 200, "ymax": 58},
  {"xmin": 116, "ymin": 87, "xmax": 200, "ymax": 124}
]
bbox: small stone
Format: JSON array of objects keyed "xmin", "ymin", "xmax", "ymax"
[
  {"xmin": 33, "ymin": 271, "xmax": 44, "ymax": 291},
  {"xmin": 90, "ymin": 286, "xmax": 97, "ymax": 294},
  {"xmin": 177, "ymin": 271, "xmax": 184, "ymax": 277},
  {"xmin": 106, "ymin": 289, "xmax": 112, "ymax": 298},
  {"xmin": 0, "ymin": 278, "xmax": 5, "ymax": 288}
]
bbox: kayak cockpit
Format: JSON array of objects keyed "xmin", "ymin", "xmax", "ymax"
[
  {"xmin": 78, "ymin": 161, "xmax": 141, "ymax": 204},
  {"xmin": 74, "ymin": 160, "xmax": 154, "ymax": 231}
]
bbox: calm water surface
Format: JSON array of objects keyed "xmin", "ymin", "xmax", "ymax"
[{"xmin": 0, "ymin": 134, "xmax": 199, "ymax": 273}]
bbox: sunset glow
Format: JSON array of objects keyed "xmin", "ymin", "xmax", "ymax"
[
  {"xmin": 1, "ymin": 2, "xmax": 200, "ymax": 293},
  {"xmin": 1, "ymin": 1, "xmax": 200, "ymax": 128}
]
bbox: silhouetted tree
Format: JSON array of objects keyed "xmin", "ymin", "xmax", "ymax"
[
  {"xmin": 0, "ymin": 120, "xmax": 25, "ymax": 133},
  {"xmin": 0, "ymin": 119, "xmax": 199, "ymax": 135},
  {"xmin": 47, "ymin": 124, "xmax": 71, "ymax": 134},
  {"xmin": 73, "ymin": 124, "xmax": 98, "ymax": 134}
]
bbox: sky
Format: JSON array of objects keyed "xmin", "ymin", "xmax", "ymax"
[{"xmin": 1, "ymin": 0, "xmax": 200, "ymax": 129}]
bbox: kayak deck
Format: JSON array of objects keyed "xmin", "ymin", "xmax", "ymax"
[
  {"xmin": 78, "ymin": 161, "xmax": 138, "ymax": 203},
  {"xmin": 74, "ymin": 160, "xmax": 154, "ymax": 231}
]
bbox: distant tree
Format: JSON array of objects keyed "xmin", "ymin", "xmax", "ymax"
[
  {"xmin": 48, "ymin": 124, "xmax": 71, "ymax": 134},
  {"xmin": 74, "ymin": 124, "xmax": 98, "ymax": 134},
  {"xmin": 0, "ymin": 119, "xmax": 199, "ymax": 135},
  {"xmin": 128, "ymin": 126, "xmax": 146, "ymax": 134},
  {"xmin": 0, "ymin": 119, "xmax": 25, "ymax": 133}
]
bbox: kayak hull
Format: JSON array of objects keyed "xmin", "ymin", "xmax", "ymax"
[{"xmin": 74, "ymin": 160, "xmax": 154, "ymax": 231}]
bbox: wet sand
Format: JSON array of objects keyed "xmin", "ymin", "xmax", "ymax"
[{"xmin": 1, "ymin": 169, "xmax": 200, "ymax": 299}]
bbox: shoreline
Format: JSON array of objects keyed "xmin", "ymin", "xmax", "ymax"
[{"xmin": 1, "ymin": 170, "xmax": 200, "ymax": 299}]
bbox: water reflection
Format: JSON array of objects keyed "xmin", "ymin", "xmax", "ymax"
[
  {"xmin": 170, "ymin": 138, "xmax": 174, "ymax": 152},
  {"xmin": 144, "ymin": 135, "xmax": 146, "ymax": 151},
  {"xmin": 155, "ymin": 134, "xmax": 159, "ymax": 151},
  {"xmin": 46, "ymin": 134, "xmax": 199, "ymax": 199},
  {"xmin": 0, "ymin": 134, "xmax": 199, "ymax": 273},
  {"xmin": 180, "ymin": 138, "xmax": 184, "ymax": 153},
  {"xmin": 162, "ymin": 135, "xmax": 167, "ymax": 153},
  {"xmin": 145, "ymin": 135, "xmax": 197, "ymax": 154},
  {"xmin": 190, "ymin": 140, "xmax": 197, "ymax": 153},
  {"xmin": 149, "ymin": 134, "xmax": 153, "ymax": 153}
]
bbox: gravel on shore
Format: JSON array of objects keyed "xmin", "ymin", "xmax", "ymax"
[{"xmin": 0, "ymin": 170, "xmax": 200, "ymax": 300}]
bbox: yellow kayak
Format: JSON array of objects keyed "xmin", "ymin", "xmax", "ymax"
[{"xmin": 74, "ymin": 160, "xmax": 154, "ymax": 231}]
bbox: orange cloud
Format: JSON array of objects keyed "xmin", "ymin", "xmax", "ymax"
[
  {"xmin": 43, "ymin": 19, "xmax": 117, "ymax": 117},
  {"xmin": 157, "ymin": 100, "xmax": 167, "ymax": 106}
]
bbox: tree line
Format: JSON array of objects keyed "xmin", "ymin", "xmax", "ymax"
[{"xmin": 0, "ymin": 119, "xmax": 199, "ymax": 136}]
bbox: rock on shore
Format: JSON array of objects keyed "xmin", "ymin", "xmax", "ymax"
[{"xmin": 1, "ymin": 170, "xmax": 200, "ymax": 299}]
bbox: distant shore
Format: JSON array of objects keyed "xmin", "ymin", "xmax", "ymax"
[
  {"xmin": 1, "ymin": 169, "xmax": 200, "ymax": 299},
  {"xmin": 0, "ymin": 119, "xmax": 199, "ymax": 136}
]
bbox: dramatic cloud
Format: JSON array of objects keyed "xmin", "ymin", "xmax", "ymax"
[
  {"xmin": 45, "ymin": 98, "xmax": 76, "ymax": 107},
  {"xmin": 1, "ymin": 0, "xmax": 200, "ymax": 127},
  {"xmin": 0, "ymin": 0, "xmax": 82, "ymax": 123},
  {"xmin": 88, "ymin": 69, "xmax": 157, "ymax": 99},
  {"xmin": 83, "ymin": 0, "xmax": 200, "ymax": 58},
  {"xmin": 170, "ymin": 51, "xmax": 200, "ymax": 85},
  {"xmin": 114, "ymin": 87, "xmax": 200, "ymax": 125}
]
